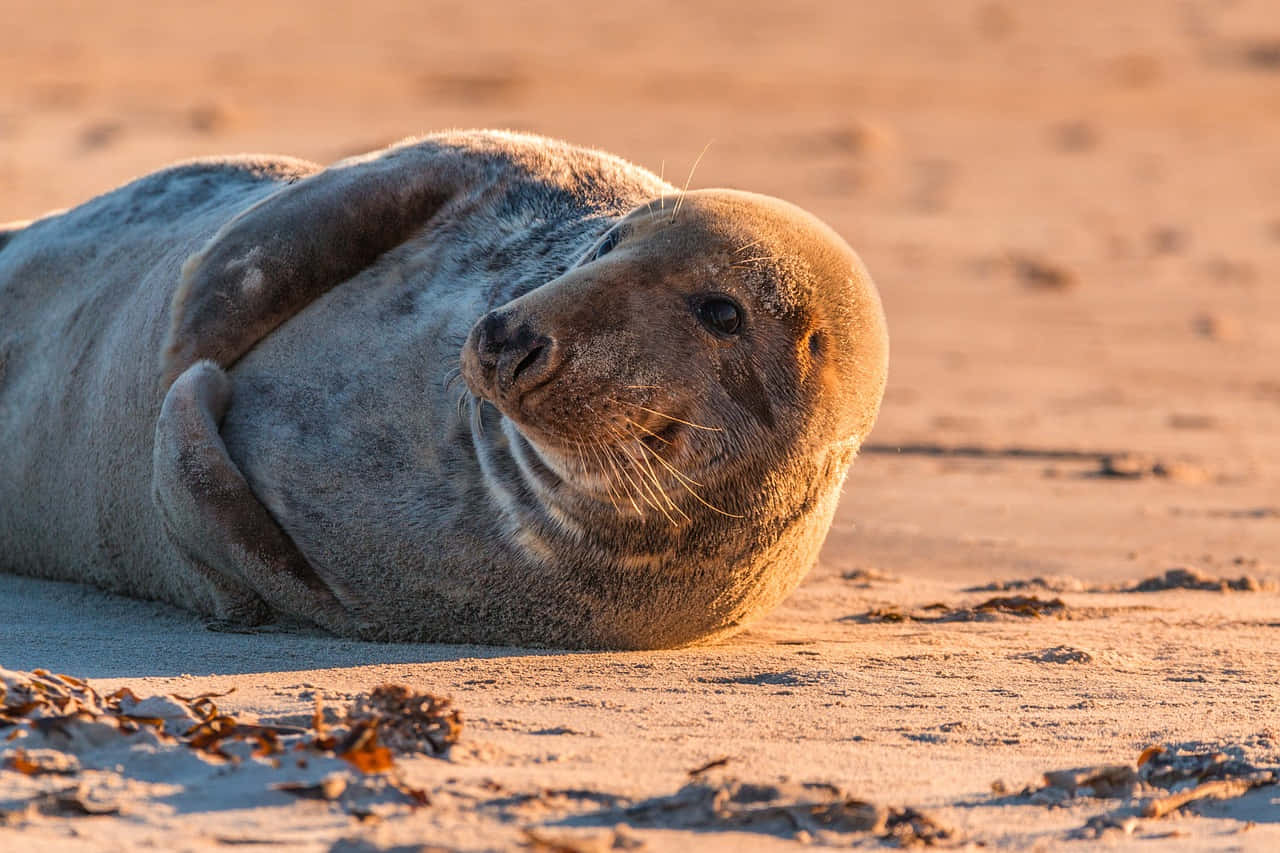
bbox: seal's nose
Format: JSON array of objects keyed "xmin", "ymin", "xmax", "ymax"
[
  {"xmin": 471, "ymin": 310, "xmax": 561, "ymax": 400},
  {"xmin": 473, "ymin": 312, "xmax": 510, "ymax": 368}
]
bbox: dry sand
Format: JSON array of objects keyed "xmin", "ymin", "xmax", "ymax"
[{"xmin": 2, "ymin": 0, "xmax": 1278, "ymax": 849}]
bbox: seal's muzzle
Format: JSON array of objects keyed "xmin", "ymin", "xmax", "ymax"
[{"xmin": 464, "ymin": 310, "xmax": 562, "ymax": 405}]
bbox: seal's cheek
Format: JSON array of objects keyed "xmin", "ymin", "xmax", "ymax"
[{"xmin": 720, "ymin": 360, "xmax": 777, "ymax": 431}]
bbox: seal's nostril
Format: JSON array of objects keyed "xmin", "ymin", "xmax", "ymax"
[
  {"xmin": 512, "ymin": 343, "xmax": 545, "ymax": 383},
  {"xmin": 496, "ymin": 331, "xmax": 558, "ymax": 397}
]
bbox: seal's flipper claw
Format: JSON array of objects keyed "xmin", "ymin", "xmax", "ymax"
[
  {"xmin": 152, "ymin": 360, "xmax": 357, "ymax": 635},
  {"xmin": 161, "ymin": 143, "xmax": 472, "ymax": 386}
]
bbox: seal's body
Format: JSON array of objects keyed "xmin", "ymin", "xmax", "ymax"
[{"xmin": 0, "ymin": 131, "xmax": 887, "ymax": 648}]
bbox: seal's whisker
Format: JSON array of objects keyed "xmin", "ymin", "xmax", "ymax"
[
  {"xmin": 579, "ymin": 405, "xmax": 633, "ymax": 515},
  {"xmin": 734, "ymin": 237, "xmax": 767, "ymax": 255},
  {"xmin": 607, "ymin": 439, "xmax": 669, "ymax": 521},
  {"xmin": 442, "ymin": 366, "xmax": 464, "ymax": 392},
  {"xmin": 622, "ymin": 423, "xmax": 740, "ymax": 517},
  {"xmin": 581, "ymin": 440, "xmax": 608, "ymax": 500},
  {"xmin": 609, "ymin": 437, "xmax": 663, "ymax": 511},
  {"xmin": 587, "ymin": 440, "xmax": 617, "ymax": 497},
  {"xmin": 630, "ymin": 438, "xmax": 688, "ymax": 522},
  {"xmin": 570, "ymin": 439, "xmax": 582, "ymax": 472},
  {"xmin": 615, "ymin": 401, "xmax": 722, "ymax": 432},
  {"xmin": 633, "ymin": 438, "xmax": 744, "ymax": 519},
  {"xmin": 594, "ymin": 442, "xmax": 630, "ymax": 516},
  {"xmin": 614, "ymin": 434, "xmax": 680, "ymax": 525},
  {"xmin": 598, "ymin": 442, "xmax": 643, "ymax": 517},
  {"xmin": 610, "ymin": 425, "xmax": 683, "ymax": 517},
  {"xmin": 578, "ymin": 439, "xmax": 621, "ymax": 513},
  {"xmin": 624, "ymin": 417, "xmax": 675, "ymax": 449},
  {"xmin": 646, "ymin": 160, "xmax": 669, "ymax": 221},
  {"xmin": 623, "ymin": 385, "xmax": 662, "ymax": 390},
  {"xmin": 612, "ymin": 427, "xmax": 667, "ymax": 499},
  {"xmin": 628, "ymin": 426, "xmax": 705, "ymax": 489},
  {"xmin": 469, "ymin": 395, "xmax": 484, "ymax": 438},
  {"xmin": 671, "ymin": 141, "xmax": 713, "ymax": 224},
  {"xmin": 571, "ymin": 439, "xmax": 591, "ymax": 487},
  {"xmin": 730, "ymin": 255, "xmax": 785, "ymax": 268}
]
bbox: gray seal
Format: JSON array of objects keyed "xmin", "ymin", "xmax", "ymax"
[{"xmin": 0, "ymin": 131, "xmax": 888, "ymax": 648}]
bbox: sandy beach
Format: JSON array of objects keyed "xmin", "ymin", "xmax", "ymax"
[{"xmin": 2, "ymin": 0, "xmax": 1278, "ymax": 848}]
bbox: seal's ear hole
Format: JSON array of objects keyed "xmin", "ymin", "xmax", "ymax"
[{"xmin": 807, "ymin": 330, "xmax": 824, "ymax": 358}]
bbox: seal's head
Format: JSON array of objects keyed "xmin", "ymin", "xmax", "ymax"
[{"xmin": 461, "ymin": 188, "xmax": 887, "ymax": 530}]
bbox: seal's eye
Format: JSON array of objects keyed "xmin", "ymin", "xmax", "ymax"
[
  {"xmin": 592, "ymin": 229, "xmax": 621, "ymax": 261},
  {"xmin": 694, "ymin": 297, "xmax": 743, "ymax": 337}
]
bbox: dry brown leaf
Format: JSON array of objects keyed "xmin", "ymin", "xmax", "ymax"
[
  {"xmin": 1137, "ymin": 746, "xmax": 1164, "ymax": 767},
  {"xmin": 5, "ymin": 750, "xmax": 43, "ymax": 776},
  {"xmin": 688, "ymin": 756, "xmax": 731, "ymax": 777}
]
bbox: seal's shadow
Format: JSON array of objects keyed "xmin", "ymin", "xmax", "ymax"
[{"xmin": 0, "ymin": 574, "xmax": 578, "ymax": 678}]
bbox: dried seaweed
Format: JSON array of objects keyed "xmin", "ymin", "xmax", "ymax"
[
  {"xmin": 851, "ymin": 596, "xmax": 1068, "ymax": 624},
  {"xmin": 965, "ymin": 576, "xmax": 1085, "ymax": 593},
  {"xmin": 882, "ymin": 807, "xmax": 954, "ymax": 847},
  {"xmin": 37, "ymin": 785, "xmax": 123, "ymax": 816},
  {"xmin": 347, "ymin": 684, "xmax": 462, "ymax": 756},
  {"xmin": 841, "ymin": 568, "xmax": 900, "ymax": 587},
  {"xmin": 969, "ymin": 567, "xmax": 1273, "ymax": 597},
  {"xmin": 615, "ymin": 778, "xmax": 958, "ymax": 846},
  {"xmin": 1, "ymin": 668, "xmax": 457, "ymax": 817},
  {"xmin": 3, "ymin": 747, "xmax": 80, "ymax": 776},
  {"xmin": 1020, "ymin": 744, "xmax": 1278, "ymax": 837},
  {"xmin": 3, "ymin": 669, "xmax": 458, "ymax": 766},
  {"xmin": 1127, "ymin": 567, "xmax": 1266, "ymax": 593}
]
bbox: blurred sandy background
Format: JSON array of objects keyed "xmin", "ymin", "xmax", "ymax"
[
  {"xmin": 4, "ymin": 0, "xmax": 1278, "ymax": 471},
  {"xmin": 2, "ymin": 1, "xmax": 1279, "ymax": 849}
]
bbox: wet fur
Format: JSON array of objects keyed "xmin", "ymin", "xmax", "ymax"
[{"xmin": 0, "ymin": 131, "xmax": 887, "ymax": 648}]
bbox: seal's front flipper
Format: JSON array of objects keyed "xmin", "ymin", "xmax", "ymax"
[
  {"xmin": 152, "ymin": 360, "xmax": 358, "ymax": 635},
  {"xmin": 162, "ymin": 143, "xmax": 476, "ymax": 386}
]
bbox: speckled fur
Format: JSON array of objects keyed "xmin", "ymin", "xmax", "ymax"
[{"xmin": 0, "ymin": 131, "xmax": 887, "ymax": 648}]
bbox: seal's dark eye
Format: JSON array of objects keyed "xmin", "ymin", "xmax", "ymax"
[
  {"xmin": 694, "ymin": 297, "xmax": 742, "ymax": 337},
  {"xmin": 592, "ymin": 229, "xmax": 621, "ymax": 261}
]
